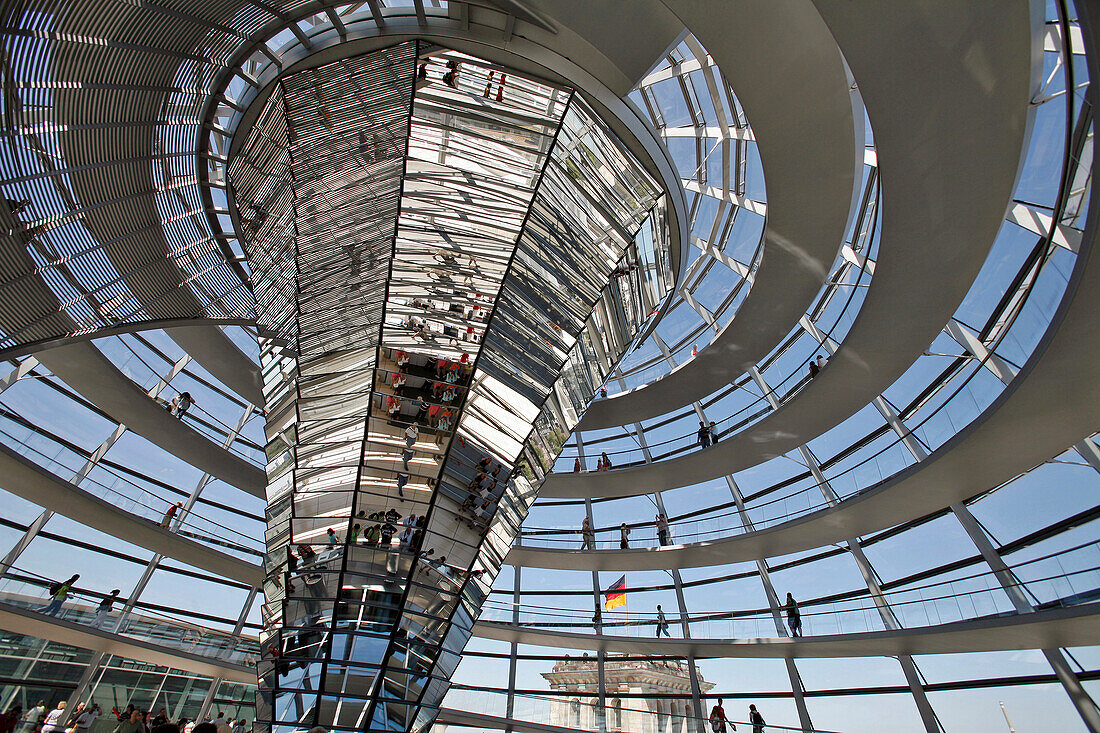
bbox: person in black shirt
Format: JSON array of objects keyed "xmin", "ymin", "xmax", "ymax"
[
  {"xmin": 785, "ymin": 592, "xmax": 802, "ymax": 637},
  {"xmin": 748, "ymin": 704, "xmax": 765, "ymax": 733},
  {"xmin": 697, "ymin": 421, "xmax": 711, "ymax": 449}
]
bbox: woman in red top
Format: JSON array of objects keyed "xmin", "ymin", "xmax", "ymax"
[{"xmin": 709, "ymin": 699, "xmax": 732, "ymax": 732}]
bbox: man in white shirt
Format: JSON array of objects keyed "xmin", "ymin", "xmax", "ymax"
[{"xmin": 19, "ymin": 701, "xmax": 46, "ymax": 733}]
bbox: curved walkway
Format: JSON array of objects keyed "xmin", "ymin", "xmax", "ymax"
[
  {"xmin": 167, "ymin": 325, "xmax": 264, "ymax": 407},
  {"xmin": 0, "ymin": 442, "xmax": 264, "ymax": 585},
  {"xmin": 548, "ymin": 0, "xmax": 1035, "ymax": 495},
  {"xmin": 578, "ymin": 0, "xmax": 858, "ymax": 431},
  {"xmin": 0, "ymin": 602, "xmax": 255, "ymax": 683},
  {"xmin": 473, "ymin": 603, "xmax": 1100, "ymax": 659},
  {"xmin": 509, "ymin": 181, "xmax": 1100, "ymax": 571},
  {"xmin": 436, "ymin": 709, "xmax": 834, "ymax": 733},
  {"xmin": 35, "ymin": 340, "xmax": 267, "ymax": 496}
]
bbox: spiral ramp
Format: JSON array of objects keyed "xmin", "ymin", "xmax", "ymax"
[{"xmin": 0, "ymin": 1, "xmax": 1097, "ymax": 732}]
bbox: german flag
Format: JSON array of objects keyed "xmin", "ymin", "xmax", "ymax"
[{"xmin": 604, "ymin": 575, "xmax": 626, "ymax": 611}]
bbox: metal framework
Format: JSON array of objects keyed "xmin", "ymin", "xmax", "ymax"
[{"xmin": 0, "ymin": 3, "xmax": 1097, "ymax": 733}]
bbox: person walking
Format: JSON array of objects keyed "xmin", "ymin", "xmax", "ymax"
[
  {"xmin": 40, "ymin": 574, "xmax": 79, "ymax": 616},
  {"xmin": 573, "ymin": 458, "xmax": 581, "ymax": 472},
  {"xmin": 619, "ymin": 523, "xmax": 630, "ymax": 549},
  {"xmin": 808, "ymin": 358, "xmax": 820, "ymax": 379},
  {"xmin": 708, "ymin": 421, "xmax": 718, "ymax": 444},
  {"xmin": 160, "ymin": 501, "xmax": 183, "ymax": 528},
  {"xmin": 581, "ymin": 516, "xmax": 595, "ymax": 551},
  {"xmin": 697, "ymin": 421, "xmax": 711, "ymax": 450},
  {"xmin": 708, "ymin": 699, "xmax": 732, "ymax": 732},
  {"xmin": 600, "ymin": 452, "xmax": 611, "ymax": 470},
  {"xmin": 326, "ymin": 528, "xmax": 339, "ymax": 545},
  {"xmin": 656, "ymin": 513, "xmax": 670, "ymax": 546},
  {"xmin": 785, "ymin": 592, "xmax": 802, "ymax": 637},
  {"xmin": 748, "ymin": 704, "xmax": 765, "ymax": 733},
  {"xmin": 404, "ymin": 423, "xmax": 419, "ymax": 448},
  {"xmin": 39, "ymin": 703, "xmax": 66, "ymax": 733},
  {"xmin": 171, "ymin": 392, "xmax": 194, "ymax": 418},
  {"xmin": 93, "ymin": 590, "xmax": 120, "ymax": 629},
  {"xmin": 655, "ymin": 605, "xmax": 670, "ymax": 637}
]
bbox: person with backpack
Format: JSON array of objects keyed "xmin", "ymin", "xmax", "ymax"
[
  {"xmin": 748, "ymin": 704, "xmax": 765, "ymax": 733},
  {"xmin": 40, "ymin": 575, "xmax": 79, "ymax": 616}
]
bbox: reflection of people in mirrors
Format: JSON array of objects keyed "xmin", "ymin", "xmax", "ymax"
[
  {"xmin": 433, "ymin": 250, "xmax": 458, "ymax": 266},
  {"xmin": 385, "ymin": 395, "xmax": 402, "ymax": 425},
  {"xmin": 406, "ymin": 315, "xmax": 430, "ymax": 340}
]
